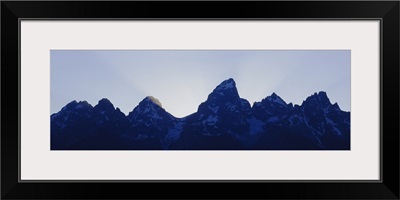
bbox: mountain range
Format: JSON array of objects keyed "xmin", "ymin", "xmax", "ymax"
[{"xmin": 51, "ymin": 78, "xmax": 350, "ymax": 150}]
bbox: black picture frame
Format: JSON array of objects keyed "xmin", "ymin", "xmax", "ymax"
[{"xmin": 1, "ymin": 1, "xmax": 399, "ymax": 199}]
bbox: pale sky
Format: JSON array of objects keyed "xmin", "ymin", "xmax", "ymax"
[{"xmin": 51, "ymin": 50, "xmax": 350, "ymax": 117}]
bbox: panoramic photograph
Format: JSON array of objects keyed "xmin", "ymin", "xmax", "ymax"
[{"xmin": 50, "ymin": 50, "xmax": 350, "ymax": 150}]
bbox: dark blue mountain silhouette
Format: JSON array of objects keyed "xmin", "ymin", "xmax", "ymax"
[{"xmin": 51, "ymin": 78, "xmax": 350, "ymax": 150}]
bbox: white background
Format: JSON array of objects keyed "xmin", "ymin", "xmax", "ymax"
[{"xmin": 20, "ymin": 21, "xmax": 380, "ymax": 180}]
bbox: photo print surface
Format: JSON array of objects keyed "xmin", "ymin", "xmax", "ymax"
[{"xmin": 51, "ymin": 50, "xmax": 350, "ymax": 150}]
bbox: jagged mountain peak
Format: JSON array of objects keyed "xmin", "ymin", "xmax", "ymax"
[
  {"xmin": 98, "ymin": 98, "xmax": 113, "ymax": 105},
  {"xmin": 132, "ymin": 96, "xmax": 165, "ymax": 114},
  {"xmin": 63, "ymin": 100, "xmax": 93, "ymax": 111},
  {"xmin": 207, "ymin": 78, "xmax": 240, "ymax": 100},
  {"xmin": 63, "ymin": 100, "xmax": 78, "ymax": 109},
  {"xmin": 95, "ymin": 98, "xmax": 115, "ymax": 111},
  {"xmin": 215, "ymin": 78, "xmax": 236, "ymax": 91},
  {"xmin": 66, "ymin": 100, "xmax": 78, "ymax": 106},
  {"xmin": 128, "ymin": 96, "xmax": 171, "ymax": 121},
  {"xmin": 264, "ymin": 92, "xmax": 287, "ymax": 106},
  {"xmin": 97, "ymin": 98, "xmax": 114, "ymax": 106},
  {"xmin": 252, "ymin": 93, "xmax": 289, "ymax": 110},
  {"xmin": 143, "ymin": 96, "xmax": 163, "ymax": 108},
  {"xmin": 311, "ymin": 91, "xmax": 329, "ymax": 101},
  {"xmin": 197, "ymin": 78, "xmax": 250, "ymax": 115},
  {"xmin": 302, "ymin": 91, "xmax": 332, "ymax": 107}
]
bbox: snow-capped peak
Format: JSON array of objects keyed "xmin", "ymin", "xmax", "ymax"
[{"xmin": 215, "ymin": 78, "xmax": 236, "ymax": 91}]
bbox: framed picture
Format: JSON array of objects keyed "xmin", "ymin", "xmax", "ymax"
[{"xmin": 2, "ymin": 1, "xmax": 399, "ymax": 199}]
